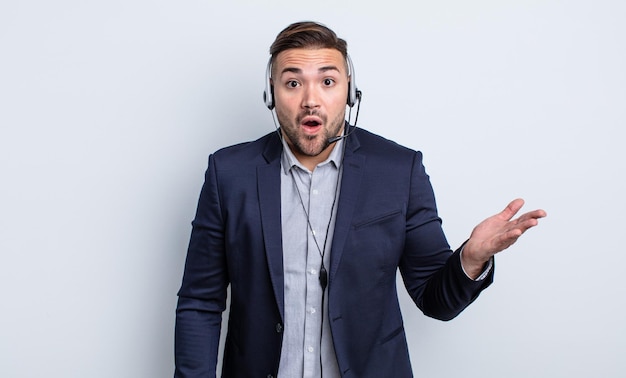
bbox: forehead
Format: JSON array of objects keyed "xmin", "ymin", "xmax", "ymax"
[{"xmin": 273, "ymin": 48, "xmax": 347, "ymax": 76}]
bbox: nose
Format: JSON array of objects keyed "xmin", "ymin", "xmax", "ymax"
[{"xmin": 301, "ymin": 86, "xmax": 320, "ymax": 109}]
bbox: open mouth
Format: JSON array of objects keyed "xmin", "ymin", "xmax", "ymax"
[
  {"xmin": 300, "ymin": 116, "xmax": 323, "ymax": 131},
  {"xmin": 303, "ymin": 120, "xmax": 320, "ymax": 127}
]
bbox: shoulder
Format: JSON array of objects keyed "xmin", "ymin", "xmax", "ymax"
[
  {"xmin": 352, "ymin": 127, "xmax": 423, "ymax": 162},
  {"xmin": 211, "ymin": 132, "xmax": 281, "ymax": 168}
]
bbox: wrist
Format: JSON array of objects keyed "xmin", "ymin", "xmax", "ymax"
[{"xmin": 460, "ymin": 242, "xmax": 490, "ymax": 280}]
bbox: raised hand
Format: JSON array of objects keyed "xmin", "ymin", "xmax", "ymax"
[{"xmin": 461, "ymin": 198, "xmax": 547, "ymax": 279}]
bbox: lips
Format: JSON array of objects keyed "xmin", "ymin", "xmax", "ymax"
[{"xmin": 300, "ymin": 115, "xmax": 323, "ymax": 134}]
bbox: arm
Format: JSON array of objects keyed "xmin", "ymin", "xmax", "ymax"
[
  {"xmin": 400, "ymin": 152, "xmax": 492, "ymax": 321},
  {"xmin": 175, "ymin": 154, "xmax": 229, "ymax": 378}
]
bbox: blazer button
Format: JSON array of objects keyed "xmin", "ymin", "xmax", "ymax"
[
  {"xmin": 275, "ymin": 323, "xmax": 283, "ymax": 333},
  {"xmin": 267, "ymin": 375, "xmax": 274, "ymax": 378}
]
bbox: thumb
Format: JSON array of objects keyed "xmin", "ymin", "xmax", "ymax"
[{"xmin": 500, "ymin": 198, "xmax": 525, "ymax": 221}]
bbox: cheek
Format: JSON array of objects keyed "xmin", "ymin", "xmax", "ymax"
[
  {"xmin": 274, "ymin": 99, "xmax": 296, "ymax": 119},
  {"xmin": 327, "ymin": 91, "xmax": 348, "ymax": 113},
  {"xmin": 277, "ymin": 100, "xmax": 302, "ymax": 118},
  {"xmin": 274, "ymin": 86, "xmax": 302, "ymax": 104},
  {"xmin": 329, "ymin": 102, "xmax": 347, "ymax": 122}
]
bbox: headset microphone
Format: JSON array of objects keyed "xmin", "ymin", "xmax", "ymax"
[
  {"xmin": 327, "ymin": 89, "xmax": 362, "ymax": 144},
  {"xmin": 327, "ymin": 135, "xmax": 345, "ymax": 144}
]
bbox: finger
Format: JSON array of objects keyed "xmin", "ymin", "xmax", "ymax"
[
  {"xmin": 500, "ymin": 228, "xmax": 523, "ymax": 243},
  {"xmin": 514, "ymin": 218, "xmax": 539, "ymax": 233},
  {"xmin": 515, "ymin": 209, "xmax": 548, "ymax": 224},
  {"xmin": 510, "ymin": 214, "xmax": 545, "ymax": 235},
  {"xmin": 499, "ymin": 198, "xmax": 525, "ymax": 221},
  {"xmin": 492, "ymin": 228, "xmax": 523, "ymax": 252}
]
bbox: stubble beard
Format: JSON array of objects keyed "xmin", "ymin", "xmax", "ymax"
[{"xmin": 277, "ymin": 109, "xmax": 345, "ymax": 157}]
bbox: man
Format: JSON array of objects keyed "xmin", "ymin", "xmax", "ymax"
[{"xmin": 174, "ymin": 21, "xmax": 546, "ymax": 378}]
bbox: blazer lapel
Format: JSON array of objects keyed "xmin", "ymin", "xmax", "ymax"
[
  {"xmin": 329, "ymin": 131, "xmax": 365, "ymax": 284},
  {"xmin": 258, "ymin": 136, "xmax": 285, "ymax": 320}
]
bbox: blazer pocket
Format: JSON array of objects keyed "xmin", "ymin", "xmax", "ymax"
[
  {"xmin": 353, "ymin": 209, "xmax": 403, "ymax": 230},
  {"xmin": 380, "ymin": 325, "xmax": 404, "ymax": 345}
]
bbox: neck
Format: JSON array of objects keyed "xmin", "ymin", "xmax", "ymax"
[{"xmin": 291, "ymin": 143, "xmax": 336, "ymax": 171}]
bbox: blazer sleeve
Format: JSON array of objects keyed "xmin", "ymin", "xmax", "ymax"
[
  {"xmin": 399, "ymin": 151, "xmax": 492, "ymax": 321},
  {"xmin": 175, "ymin": 154, "xmax": 228, "ymax": 377}
]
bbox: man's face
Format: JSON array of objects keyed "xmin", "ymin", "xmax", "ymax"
[{"xmin": 272, "ymin": 48, "xmax": 349, "ymax": 161}]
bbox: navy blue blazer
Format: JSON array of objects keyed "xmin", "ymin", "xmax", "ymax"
[{"xmin": 175, "ymin": 127, "xmax": 493, "ymax": 378}]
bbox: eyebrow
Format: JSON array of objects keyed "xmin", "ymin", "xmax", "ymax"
[{"xmin": 280, "ymin": 65, "xmax": 342, "ymax": 76}]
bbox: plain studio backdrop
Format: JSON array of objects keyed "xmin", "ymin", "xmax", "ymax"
[{"xmin": 1, "ymin": 1, "xmax": 624, "ymax": 377}]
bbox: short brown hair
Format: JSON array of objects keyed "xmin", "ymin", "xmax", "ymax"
[{"xmin": 269, "ymin": 21, "xmax": 348, "ymax": 64}]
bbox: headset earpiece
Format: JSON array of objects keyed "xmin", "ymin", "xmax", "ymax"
[
  {"xmin": 263, "ymin": 57, "xmax": 275, "ymax": 110},
  {"xmin": 346, "ymin": 54, "xmax": 359, "ymax": 108}
]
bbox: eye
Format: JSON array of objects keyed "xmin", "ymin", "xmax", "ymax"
[
  {"xmin": 287, "ymin": 80, "xmax": 299, "ymax": 88},
  {"xmin": 323, "ymin": 78, "xmax": 335, "ymax": 86}
]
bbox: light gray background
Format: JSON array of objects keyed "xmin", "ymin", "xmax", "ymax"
[{"xmin": 1, "ymin": 0, "xmax": 624, "ymax": 377}]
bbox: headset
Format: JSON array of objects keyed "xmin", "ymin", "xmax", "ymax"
[{"xmin": 263, "ymin": 54, "xmax": 361, "ymax": 110}]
